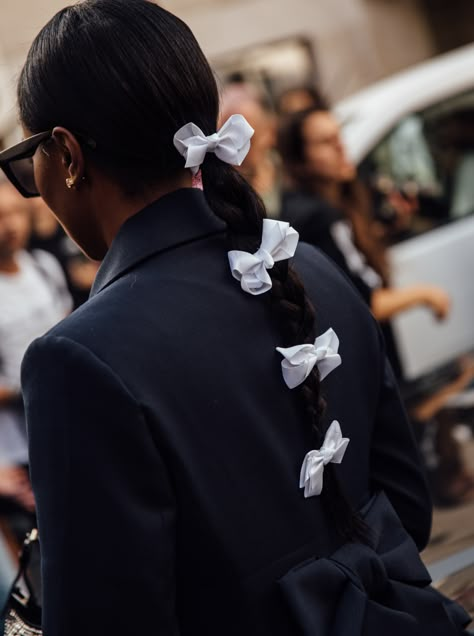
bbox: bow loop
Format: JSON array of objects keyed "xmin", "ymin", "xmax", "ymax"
[
  {"xmin": 261, "ymin": 218, "xmax": 299, "ymax": 262},
  {"xmin": 276, "ymin": 328, "xmax": 341, "ymax": 389},
  {"xmin": 173, "ymin": 114, "xmax": 254, "ymax": 175},
  {"xmin": 299, "ymin": 421, "xmax": 349, "ymax": 498},
  {"xmin": 228, "ymin": 219, "xmax": 299, "ymax": 295}
]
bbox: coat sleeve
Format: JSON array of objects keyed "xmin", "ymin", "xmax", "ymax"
[
  {"xmin": 21, "ymin": 335, "xmax": 179, "ymax": 636},
  {"xmin": 369, "ymin": 330, "xmax": 433, "ymax": 551}
]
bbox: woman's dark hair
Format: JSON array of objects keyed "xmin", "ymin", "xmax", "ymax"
[
  {"xmin": 19, "ymin": 0, "xmax": 366, "ymax": 541},
  {"xmin": 277, "ymin": 85, "xmax": 330, "ymax": 116},
  {"xmin": 278, "ymin": 108, "xmax": 317, "ymax": 188}
]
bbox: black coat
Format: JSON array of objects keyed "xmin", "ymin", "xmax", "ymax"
[
  {"xmin": 281, "ymin": 190, "xmax": 377, "ymax": 305},
  {"xmin": 21, "ymin": 188, "xmax": 469, "ymax": 635}
]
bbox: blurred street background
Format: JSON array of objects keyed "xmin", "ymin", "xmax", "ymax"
[
  {"xmin": 1, "ymin": 0, "xmax": 474, "ymax": 141},
  {"xmin": 0, "ymin": 0, "xmax": 473, "ymax": 625}
]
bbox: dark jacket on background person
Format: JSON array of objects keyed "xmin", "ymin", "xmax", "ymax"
[
  {"xmin": 21, "ymin": 188, "xmax": 470, "ymax": 636},
  {"xmin": 281, "ymin": 190, "xmax": 404, "ymax": 378},
  {"xmin": 281, "ymin": 190, "xmax": 380, "ymax": 304}
]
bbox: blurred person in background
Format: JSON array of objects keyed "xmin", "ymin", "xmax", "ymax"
[
  {"xmin": 278, "ymin": 87, "xmax": 421, "ymax": 242},
  {"xmin": 0, "ymin": 511, "xmax": 16, "ymax": 617},
  {"xmin": 220, "ymin": 82, "xmax": 282, "ymax": 217},
  {"xmin": 222, "ymin": 88, "xmax": 449, "ymax": 346},
  {"xmin": 0, "ymin": 175, "xmax": 72, "ymax": 522},
  {"xmin": 29, "ymin": 196, "xmax": 99, "ymax": 308},
  {"xmin": 277, "ymin": 85, "xmax": 326, "ymax": 116},
  {"xmin": 0, "ymin": 467, "xmax": 34, "ymax": 516},
  {"xmin": 277, "ymin": 106, "xmax": 451, "ymax": 340},
  {"xmin": 277, "ymin": 106, "xmax": 474, "ymax": 505}
]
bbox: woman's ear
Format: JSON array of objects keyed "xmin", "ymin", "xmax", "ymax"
[{"xmin": 52, "ymin": 126, "xmax": 86, "ymax": 186}]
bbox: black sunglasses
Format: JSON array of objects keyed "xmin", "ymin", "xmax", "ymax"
[{"xmin": 0, "ymin": 130, "xmax": 96, "ymax": 198}]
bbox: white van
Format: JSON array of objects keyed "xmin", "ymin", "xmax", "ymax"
[
  {"xmin": 335, "ymin": 48, "xmax": 474, "ymax": 618},
  {"xmin": 335, "ymin": 44, "xmax": 474, "ymax": 391}
]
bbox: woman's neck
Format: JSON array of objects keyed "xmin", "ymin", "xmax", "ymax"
[{"xmin": 97, "ymin": 174, "xmax": 192, "ymax": 250}]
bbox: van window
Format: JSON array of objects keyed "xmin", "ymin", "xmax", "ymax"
[{"xmin": 362, "ymin": 89, "xmax": 474, "ymax": 240}]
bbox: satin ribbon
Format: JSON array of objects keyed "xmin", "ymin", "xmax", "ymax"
[
  {"xmin": 173, "ymin": 114, "xmax": 254, "ymax": 175},
  {"xmin": 228, "ymin": 219, "xmax": 299, "ymax": 295},
  {"xmin": 276, "ymin": 328, "xmax": 341, "ymax": 389},
  {"xmin": 299, "ymin": 420, "xmax": 349, "ymax": 498}
]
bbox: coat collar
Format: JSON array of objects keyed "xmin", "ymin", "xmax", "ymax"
[{"xmin": 90, "ymin": 188, "xmax": 226, "ymax": 297}]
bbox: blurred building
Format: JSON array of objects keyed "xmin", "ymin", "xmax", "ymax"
[{"xmin": 0, "ymin": 0, "xmax": 473, "ymax": 143}]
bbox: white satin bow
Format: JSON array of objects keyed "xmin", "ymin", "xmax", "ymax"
[
  {"xmin": 276, "ymin": 328, "xmax": 341, "ymax": 389},
  {"xmin": 228, "ymin": 219, "xmax": 299, "ymax": 295},
  {"xmin": 173, "ymin": 114, "xmax": 254, "ymax": 175},
  {"xmin": 300, "ymin": 420, "xmax": 349, "ymax": 498}
]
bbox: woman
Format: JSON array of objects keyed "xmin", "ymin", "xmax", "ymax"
[
  {"xmin": 0, "ymin": 2, "xmax": 469, "ymax": 635},
  {"xmin": 278, "ymin": 107, "xmax": 451, "ymax": 328}
]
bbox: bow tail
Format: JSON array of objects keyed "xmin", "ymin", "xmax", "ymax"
[
  {"xmin": 282, "ymin": 357, "xmax": 315, "ymax": 390},
  {"xmin": 318, "ymin": 353, "xmax": 342, "ymax": 381},
  {"xmin": 240, "ymin": 265, "xmax": 272, "ymax": 295},
  {"xmin": 306, "ymin": 461, "xmax": 324, "ymax": 497}
]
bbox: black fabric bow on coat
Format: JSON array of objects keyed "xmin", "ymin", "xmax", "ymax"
[{"xmin": 279, "ymin": 492, "xmax": 471, "ymax": 635}]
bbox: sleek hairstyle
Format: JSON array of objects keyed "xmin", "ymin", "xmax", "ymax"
[{"xmin": 19, "ymin": 0, "xmax": 365, "ymax": 540}]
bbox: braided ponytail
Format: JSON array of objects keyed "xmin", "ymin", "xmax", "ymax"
[{"xmin": 201, "ymin": 156, "xmax": 368, "ymax": 542}]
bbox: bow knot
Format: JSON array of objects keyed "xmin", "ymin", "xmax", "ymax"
[
  {"xmin": 206, "ymin": 132, "xmax": 220, "ymax": 150},
  {"xmin": 173, "ymin": 114, "xmax": 254, "ymax": 175},
  {"xmin": 299, "ymin": 420, "xmax": 349, "ymax": 498},
  {"xmin": 228, "ymin": 219, "xmax": 299, "ymax": 295},
  {"xmin": 254, "ymin": 247, "xmax": 274, "ymax": 269},
  {"xmin": 276, "ymin": 328, "xmax": 341, "ymax": 389},
  {"xmin": 319, "ymin": 447, "xmax": 336, "ymax": 466}
]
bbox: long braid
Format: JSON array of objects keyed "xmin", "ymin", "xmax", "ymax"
[{"xmin": 201, "ymin": 156, "xmax": 368, "ymax": 542}]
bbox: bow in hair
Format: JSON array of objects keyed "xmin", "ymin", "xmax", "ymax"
[
  {"xmin": 228, "ymin": 219, "xmax": 299, "ymax": 295},
  {"xmin": 299, "ymin": 420, "xmax": 349, "ymax": 498},
  {"xmin": 276, "ymin": 328, "xmax": 341, "ymax": 389},
  {"xmin": 173, "ymin": 114, "xmax": 254, "ymax": 175}
]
